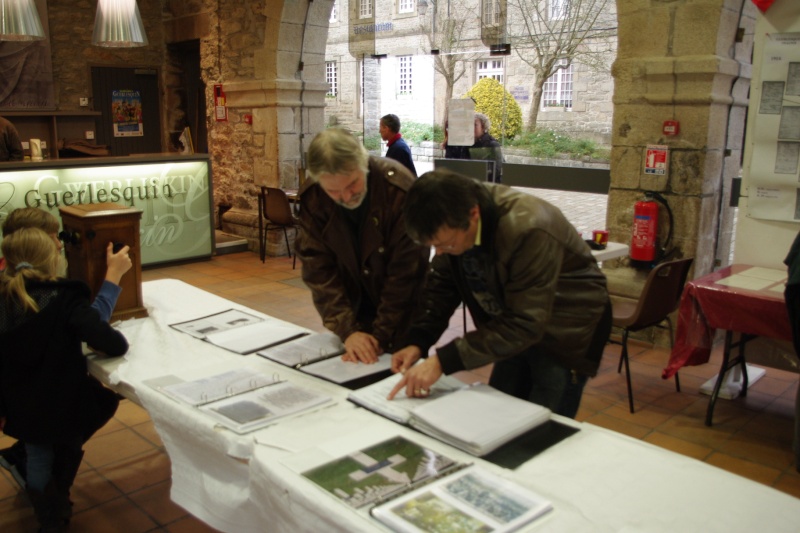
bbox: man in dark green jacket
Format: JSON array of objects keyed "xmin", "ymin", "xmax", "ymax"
[{"xmin": 389, "ymin": 169, "xmax": 611, "ymax": 418}]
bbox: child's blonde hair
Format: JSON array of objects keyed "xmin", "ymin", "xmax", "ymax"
[{"xmin": 0, "ymin": 227, "xmax": 60, "ymax": 313}]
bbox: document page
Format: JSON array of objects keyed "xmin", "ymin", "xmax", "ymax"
[
  {"xmin": 200, "ymin": 381, "xmax": 332, "ymax": 434},
  {"xmin": 257, "ymin": 332, "xmax": 345, "ymax": 367},
  {"xmin": 371, "ymin": 465, "xmax": 553, "ymax": 533},
  {"xmin": 301, "ymin": 353, "xmax": 392, "ymax": 384},
  {"xmin": 204, "ymin": 323, "xmax": 307, "ymax": 354},
  {"xmin": 347, "ymin": 372, "xmax": 467, "ymax": 425},
  {"xmin": 170, "ymin": 309, "xmax": 263, "ymax": 339},
  {"xmin": 301, "ymin": 435, "xmax": 460, "ymax": 509},
  {"xmin": 155, "ymin": 368, "xmax": 279, "ymax": 406},
  {"xmin": 715, "ymin": 266, "xmax": 787, "ymax": 292},
  {"xmin": 410, "ymin": 384, "xmax": 551, "ymax": 456},
  {"xmin": 170, "ymin": 309, "xmax": 307, "ymax": 354}
]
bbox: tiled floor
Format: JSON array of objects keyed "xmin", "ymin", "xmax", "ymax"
[{"xmin": 2, "ymin": 250, "xmax": 798, "ymax": 532}]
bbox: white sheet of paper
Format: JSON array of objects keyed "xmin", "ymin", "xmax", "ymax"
[{"xmin": 301, "ymin": 353, "xmax": 392, "ymax": 383}]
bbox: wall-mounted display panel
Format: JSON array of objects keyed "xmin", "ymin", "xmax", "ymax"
[{"xmin": 0, "ymin": 155, "xmax": 214, "ymax": 266}]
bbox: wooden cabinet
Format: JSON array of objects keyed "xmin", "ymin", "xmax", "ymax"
[
  {"xmin": 2, "ymin": 111, "xmax": 101, "ymax": 159},
  {"xmin": 59, "ymin": 203, "xmax": 147, "ymax": 321}
]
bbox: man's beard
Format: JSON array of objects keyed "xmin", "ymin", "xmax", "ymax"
[{"xmin": 339, "ymin": 178, "xmax": 368, "ymax": 210}]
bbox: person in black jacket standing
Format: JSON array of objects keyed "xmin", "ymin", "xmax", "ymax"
[
  {"xmin": 0, "ymin": 228, "xmax": 129, "ymax": 531},
  {"xmin": 380, "ymin": 114, "xmax": 417, "ymax": 176}
]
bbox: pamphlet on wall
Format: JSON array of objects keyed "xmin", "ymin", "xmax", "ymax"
[
  {"xmin": 348, "ymin": 373, "xmax": 552, "ymax": 456},
  {"xmin": 301, "ymin": 435, "xmax": 464, "ymax": 509},
  {"xmin": 170, "ymin": 308, "xmax": 308, "ymax": 355},
  {"xmin": 370, "ymin": 464, "xmax": 553, "ymax": 533}
]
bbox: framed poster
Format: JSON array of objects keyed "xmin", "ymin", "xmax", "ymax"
[{"xmin": 112, "ymin": 89, "xmax": 144, "ymax": 137}]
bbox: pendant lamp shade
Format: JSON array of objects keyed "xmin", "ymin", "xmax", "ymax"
[
  {"xmin": 91, "ymin": 0, "xmax": 148, "ymax": 48},
  {"xmin": 0, "ymin": 0, "xmax": 45, "ymax": 41}
]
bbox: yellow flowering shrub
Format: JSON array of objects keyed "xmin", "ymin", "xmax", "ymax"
[{"xmin": 465, "ymin": 78, "xmax": 523, "ymax": 140}]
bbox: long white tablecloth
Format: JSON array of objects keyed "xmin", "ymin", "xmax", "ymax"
[{"xmin": 89, "ymin": 279, "xmax": 800, "ymax": 533}]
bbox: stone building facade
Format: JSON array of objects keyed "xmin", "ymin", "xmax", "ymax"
[
  {"xmin": 323, "ymin": 0, "xmax": 617, "ymax": 145},
  {"xmin": 2, "ymin": 0, "xmax": 762, "ymax": 347}
]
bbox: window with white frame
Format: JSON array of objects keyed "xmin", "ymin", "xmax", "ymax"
[
  {"xmin": 360, "ymin": 0, "xmax": 373, "ymax": 18},
  {"xmin": 329, "ymin": 0, "xmax": 338, "ymax": 22},
  {"xmin": 477, "ymin": 59, "xmax": 504, "ymax": 83},
  {"xmin": 326, "ymin": 61, "xmax": 338, "ymax": 97},
  {"xmin": 398, "ymin": 56, "xmax": 412, "ymax": 95},
  {"xmin": 398, "ymin": 0, "xmax": 415, "ymax": 14},
  {"xmin": 550, "ymin": 0, "xmax": 568, "ymax": 20},
  {"xmin": 543, "ymin": 60, "xmax": 572, "ymax": 108},
  {"xmin": 482, "ymin": 0, "xmax": 500, "ymax": 25}
]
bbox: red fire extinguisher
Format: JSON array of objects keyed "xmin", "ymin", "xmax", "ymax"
[{"xmin": 630, "ymin": 196, "xmax": 659, "ymax": 262}]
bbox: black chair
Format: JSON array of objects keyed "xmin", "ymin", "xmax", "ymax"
[
  {"xmin": 258, "ymin": 187, "xmax": 298, "ymax": 268},
  {"xmin": 610, "ymin": 257, "xmax": 694, "ymax": 413}
]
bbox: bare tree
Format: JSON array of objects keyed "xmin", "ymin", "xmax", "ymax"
[
  {"xmin": 419, "ymin": 0, "xmax": 482, "ymax": 129},
  {"xmin": 506, "ymin": 0, "xmax": 616, "ymax": 132}
]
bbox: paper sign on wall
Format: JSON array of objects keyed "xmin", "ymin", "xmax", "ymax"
[{"xmin": 112, "ymin": 89, "xmax": 144, "ymax": 137}]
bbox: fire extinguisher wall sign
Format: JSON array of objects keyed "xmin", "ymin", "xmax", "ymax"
[
  {"xmin": 644, "ymin": 144, "xmax": 668, "ymax": 175},
  {"xmin": 631, "ymin": 197, "xmax": 658, "ymax": 262},
  {"xmin": 214, "ymin": 84, "xmax": 228, "ymax": 122}
]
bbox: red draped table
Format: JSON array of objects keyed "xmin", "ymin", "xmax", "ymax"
[{"xmin": 665, "ymin": 265, "xmax": 792, "ymax": 426}]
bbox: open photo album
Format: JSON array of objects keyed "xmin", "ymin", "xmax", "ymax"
[
  {"xmin": 298, "ymin": 435, "xmax": 553, "ymax": 533},
  {"xmin": 370, "ymin": 463, "xmax": 553, "ymax": 533},
  {"xmin": 347, "ymin": 373, "xmax": 552, "ymax": 456},
  {"xmin": 148, "ymin": 367, "xmax": 332, "ymax": 434},
  {"xmin": 169, "ymin": 308, "xmax": 308, "ymax": 355}
]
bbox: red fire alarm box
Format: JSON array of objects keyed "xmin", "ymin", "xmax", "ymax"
[
  {"xmin": 214, "ymin": 84, "xmax": 228, "ymax": 122},
  {"xmin": 663, "ymin": 120, "xmax": 680, "ymax": 136}
]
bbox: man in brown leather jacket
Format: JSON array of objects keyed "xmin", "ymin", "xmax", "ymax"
[
  {"xmin": 297, "ymin": 128, "xmax": 429, "ymax": 363},
  {"xmin": 389, "ymin": 169, "xmax": 611, "ymax": 418}
]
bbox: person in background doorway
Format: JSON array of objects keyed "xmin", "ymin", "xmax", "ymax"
[
  {"xmin": 297, "ymin": 128, "xmax": 429, "ymax": 364},
  {"xmin": 0, "ymin": 228, "xmax": 129, "ymax": 531},
  {"xmin": 380, "ymin": 114, "xmax": 417, "ymax": 176},
  {"xmin": 388, "ymin": 169, "xmax": 611, "ymax": 418},
  {"xmin": 442, "ymin": 113, "xmax": 504, "ymax": 183},
  {"xmin": 470, "ymin": 112, "xmax": 504, "ymax": 183},
  {"xmin": 0, "ymin": 115, "xmax": 24, "ymax": 162}
]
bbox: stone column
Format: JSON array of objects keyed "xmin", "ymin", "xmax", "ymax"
[{"xmin": 606, "ymin": 0, "xmax": 755, "ymax": 297}]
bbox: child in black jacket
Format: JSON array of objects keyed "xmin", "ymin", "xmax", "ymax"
[{"xmin": 0, "ymin": 227, "xmax": 129, "ymax": 531}]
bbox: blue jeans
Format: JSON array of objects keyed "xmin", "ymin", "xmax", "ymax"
[{"xmin": 25, "ymin": 443, "xmax": 54, "ymax": 493}]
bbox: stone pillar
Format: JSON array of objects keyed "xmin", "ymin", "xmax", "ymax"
[
  {"xmin": 363, "ymin": 56, "xmax": 382, "ymax": 152},
  {"xmin": 606, "ymin": 0, "xmax": 755, "ymax": 298},
  {"xmin": 210, "ymin": 1, "xmax": 330, "ymax": 254}
]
